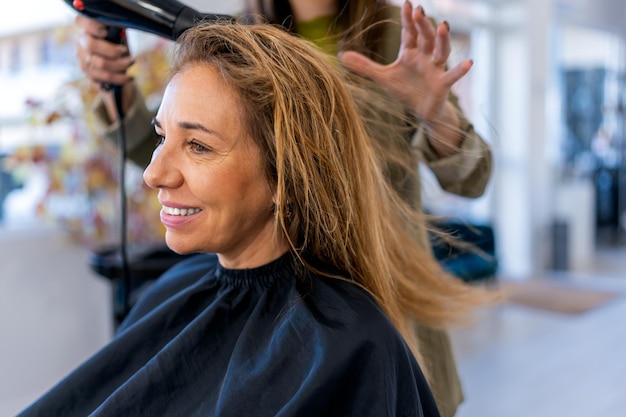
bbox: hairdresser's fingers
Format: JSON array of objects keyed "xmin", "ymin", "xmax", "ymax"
[
  {"xmin": 75, "ymin": 15, "xmax": 109, "ymax": 39},
  {"xmin": 431, "ymin": 21, "xmax": 451, "ymax": 67},
  {"xmin": 414, "ymin": 5, "xmax": 436, "ymax": 54},
  {"xmin": 87, "ymin": 46, "xmax": 134, "ymax": 73},
  {"xmin": 76, "ymin": 37, "xmax": 134, "ymax": 72},
  {"xmin": 441, "ymin": 60, "xmax": 473, "ymax": 88},
  {"xmin": 400, "ymin": 1, "xmax": 418, "ymax": 49},
  {"xmin": 339, "ymin": 51, "xmax": 387, "ymax": 85},
  {"xmin": 82, "ymin": 64, "xmax": 133, "ymax": 88},
  {"xmin": 76, "ymin": 30, "xmax": 133, "ymax": 87},
  {"xmin": 77, "ymin": 50, "xmax": 134, "ymax": 86},
  {"xmin": 77, "ymin": 30, "xmax": 129, "ymax": 61}
]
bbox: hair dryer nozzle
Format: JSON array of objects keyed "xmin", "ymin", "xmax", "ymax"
[{"xmin": 64, "ymin": 0, "xmax": 233, "ymax": 40}]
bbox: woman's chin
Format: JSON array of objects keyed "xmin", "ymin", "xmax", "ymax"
[{"xmin": 164, "ymin": 237, "xmax": 198, "ymax": 255}]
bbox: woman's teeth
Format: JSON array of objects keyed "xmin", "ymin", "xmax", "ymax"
[{"xmin": 162, "ymin": 206, "xmax": 201, "ymax": 216}]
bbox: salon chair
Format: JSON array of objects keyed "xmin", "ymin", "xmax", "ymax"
[{"xmin": 89, "ymin": 245, "xmax": 193, "ymax": 329}]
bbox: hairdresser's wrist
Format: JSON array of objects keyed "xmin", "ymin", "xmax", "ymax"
[
  {"xmin": 102, "ymin": 79, "xmax": 136, "ymax": 123},
  {"xmin": 422, "ymin": 100, "xmax": 464, "ymax": 158},
  {"xmin": 94, "ymin": 83, "xmax": 154, "ymax": 162}
]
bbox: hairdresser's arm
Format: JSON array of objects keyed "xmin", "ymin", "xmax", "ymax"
[
  {"xmin": 75, "ymin": 15, "xmax": 155, "ymax": 168},
  {"xmin": 412, "ymin": 91, "xmax": 492, "ymax": 198}
]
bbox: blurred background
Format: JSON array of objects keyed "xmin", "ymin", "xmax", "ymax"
[{"xmin": 1, "ymin": 0, "xmax": 625, "ymax": 416}]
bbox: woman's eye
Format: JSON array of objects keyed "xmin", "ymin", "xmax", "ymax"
[
  {"xmin": 189, "ymin": 141, "xmax": 211, "ymax": 154},
  {"xmin": 154, "ymin": 132, "xmax": 165, "ymax": 147}
]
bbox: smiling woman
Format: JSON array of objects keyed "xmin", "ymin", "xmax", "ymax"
[{"xmin": 18, "ymin": 21, "xmax": 497, "ymax": 417}]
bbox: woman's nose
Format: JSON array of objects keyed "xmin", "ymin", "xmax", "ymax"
[{"xmin": 143, "ymin": 144, "xmax": 182, "ymax": 189}]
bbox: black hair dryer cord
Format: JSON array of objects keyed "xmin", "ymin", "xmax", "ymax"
[{"xmin": 103, "ymin": 26, "xmax": 132, "ymax": 319}]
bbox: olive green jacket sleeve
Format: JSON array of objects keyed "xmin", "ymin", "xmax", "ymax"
[{"xmin": 411, "ymin": 97, "xmax": 493, "ymax": 198}]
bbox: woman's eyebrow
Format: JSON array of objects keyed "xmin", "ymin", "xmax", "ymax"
[
  {"xmin": 151, "ymin": 118, "xmax": 224, "ymax": 140},
  {"xmin": 178, "ymin": 121, "xmax": 218, "ymax": 136}
]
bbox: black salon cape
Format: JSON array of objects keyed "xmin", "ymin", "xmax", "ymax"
[{"xmin": 19, "ymin": 252, "xmax": 440, "ymax": 417}]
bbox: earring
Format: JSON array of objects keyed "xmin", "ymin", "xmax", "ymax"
[{"xmin": 273, "ymin": 203, "xmax": 292, "ymax": 218}]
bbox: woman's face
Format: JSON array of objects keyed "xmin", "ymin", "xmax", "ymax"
[{"xmin": 143, "ymin": 64, "xmax": 285, "ymax": 268}]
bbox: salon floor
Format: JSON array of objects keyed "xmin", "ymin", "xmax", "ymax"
[
  {"xmin": 1, "ymin": 227, "xmax": 625, "ymax": 417},
  {"xmin": 452, "ymin": 245, "xmax": 626, "ymax": 417}
]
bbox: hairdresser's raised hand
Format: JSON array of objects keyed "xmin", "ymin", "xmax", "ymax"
[
  {"xmin": 75, "ymin": 15, "xmax": 136, "ymax": 120},
  {"xmin": 339, "ymin": 2, "xmax": 468, "ymax": 156}
]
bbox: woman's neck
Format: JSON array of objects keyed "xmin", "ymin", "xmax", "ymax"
[{"xmin": 289, "ymin": 0, "xmax": 338, "ymax": 22}]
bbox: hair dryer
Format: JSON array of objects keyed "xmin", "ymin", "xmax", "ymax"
[{"xmin": 64, "ymin": 0, "xmax": 234, "ymax": 41}]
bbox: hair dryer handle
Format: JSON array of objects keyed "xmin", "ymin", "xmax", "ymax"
[
  {"xmin": 102, "ymin": 26, "xmax": 127, "ymax": 119},
  {"xmin": 104, "ymin": 26, "xmax": 125, "ymax": 44}
]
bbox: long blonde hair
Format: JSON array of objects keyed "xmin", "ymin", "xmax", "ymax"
[{"xmin": 171, "ymin": 22, "xmax": 496, "ymax": 359}]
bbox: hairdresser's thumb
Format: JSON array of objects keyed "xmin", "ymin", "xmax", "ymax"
[{"xmin": 338, "ymin": 51, "xmax": 385, "ymax": 83}]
